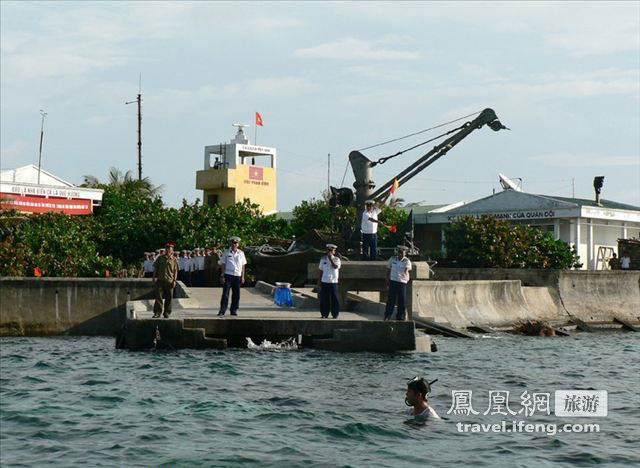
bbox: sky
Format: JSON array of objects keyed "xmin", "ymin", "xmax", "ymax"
[{"xmin": 1, "ymin": 1, "xmax": 639, "ymax": 210}]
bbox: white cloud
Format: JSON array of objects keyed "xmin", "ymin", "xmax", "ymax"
[
  {"xmin": 342, "ymin": 2, "xmax": 640, "ymax": 56},
  {"xmin": 293, "ymin": 37, "xmax": 419, "ymax": 60},
  {"xmin": 147, "ymin": 76, "xmax": 319, "ymax": 117},
  {"xmin": 529, "ymin": 152, "xmax": 640, "ymax": 168},
  {"xmin": 435, "ymin": 68, "xmax": 640, "ymax": 102},
  {"xmin": 0, "ymin": 139, "xmax": 32, "ymax": 168},
  {"xmin": 1, "ymin": 3, "xmax": 303, "ymax": 80}
]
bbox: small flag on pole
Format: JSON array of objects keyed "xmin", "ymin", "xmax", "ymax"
[
  {"xmin": 255, "ymin": 112, "xmax": 263, "ymax": 127},
  {"xmin": 390, "ymin": 178, "xmax": 399, "ymax": 194}
]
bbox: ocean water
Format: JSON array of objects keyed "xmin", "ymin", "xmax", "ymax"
[{"xmin": 1, "ymin": 333, "xmax": 639, "ymax": 468}]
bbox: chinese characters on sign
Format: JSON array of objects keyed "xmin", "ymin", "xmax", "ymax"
[{"xmin": 447, "ymin": 390, "xmax": 606, "ymax": 417}]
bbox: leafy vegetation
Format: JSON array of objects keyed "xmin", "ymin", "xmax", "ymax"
[{"xmin": 444, "ymin": 215, "xmax": 580, "ymax": 269}]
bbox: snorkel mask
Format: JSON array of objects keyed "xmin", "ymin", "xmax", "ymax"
[{"xmin": 405, "ymin": 376, "xmax": 438, "ymax": 406}]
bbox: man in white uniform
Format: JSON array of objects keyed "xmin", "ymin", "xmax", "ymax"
[
  {"xmin": 318, "ymin": 243, "xmax": 342, "ymax": 318},
  {"xmin": 142, "ymin": 252, "xmax": 155, "ymax": 278},
  {"xmin": 195, "ymin": 248, "xmax": 205, "ymax": 286},
  {"xmin": 177, "ymin": 250, "xmax": 188, "ymax": 284},
  {"xmin": 385, "ymin": 245, "xmax": 412, "ymax": 321},
  {"xmin": 360, "ymin": 198, "xmax": 387, "ymax": 260},
  {"xmin": 218, "ymin": 236, "xmax": 247, "ymax": 316}
]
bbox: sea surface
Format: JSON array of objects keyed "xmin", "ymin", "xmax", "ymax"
[{"xmin": 1, "ymin": 333, "xmax": 639, "ymax": 468}]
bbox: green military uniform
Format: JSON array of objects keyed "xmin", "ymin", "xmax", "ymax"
[{"xmin": 153, "ymin": 254, "xmax": 178, "ymax": 317}]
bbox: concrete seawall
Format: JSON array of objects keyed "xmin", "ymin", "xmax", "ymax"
[
  {"xmin": 2, "ymin": 270, "xmax": 638, "ymax": 336},
  {"xmin": 422, "ymin": 269, "xmax": 640, "ymax": 326},
  {"xmin": 0, "ymin": 278, "xmax": 188, "ymax": 336},
  {"xmin": 558, "ymin": 271, "xmax": 640, "ymax": 324},
  {"xmin": 411, "ymin": 280, "xmax": 568, "ymax": 329}
]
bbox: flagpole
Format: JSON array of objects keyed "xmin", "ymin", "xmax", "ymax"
[{"xmin": 254, "ymin": 125, "xmax": 257, "ymax": 146}]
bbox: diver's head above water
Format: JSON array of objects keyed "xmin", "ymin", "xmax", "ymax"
[{"xmin": 405, "ymin": 376, "xmax": 437, "ymax": 407}]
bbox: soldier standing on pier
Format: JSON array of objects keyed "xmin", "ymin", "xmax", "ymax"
[
  {"xmin": 384, "ymin": 245, "xmax": 412, "ymax": 321},
  {"xmin": 218, "ymin": 237, "xmax": 247, "ymax": 316},
  {"xmin": 318, "ymin": 243, "xmax": 342, "ymax": 318},
  {"xmin": 152, "ymin": 242, "xmax": 178, "ymax": 318}
]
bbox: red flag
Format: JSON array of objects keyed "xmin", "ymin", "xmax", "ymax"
[
  {"xmin": 390, "ymin": 225, "xmax": 398, "ymax": 233},
  {"xmin": 255, "ymin": 112, "xmax": 263, "ymax": 127},
  {"xmin": 249, "ymin": 166, "xmax": 264, "ymax": 181},
  {"xmin": 34, "ymin": 267, "xmax": 42, "ymax": 277},
  {"xmin": 390, "ymin": 178, "xmax": 399, "ymax": 194}
]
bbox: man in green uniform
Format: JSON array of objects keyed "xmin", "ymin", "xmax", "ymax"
[{"xmin": 152, "ymin": 242, "xmax": 178, "ymax": 318}]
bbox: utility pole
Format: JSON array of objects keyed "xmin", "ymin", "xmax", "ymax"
[
  {"xmin": 37, "ymin": 109, "xmax": 47, "ymax": 185},
  {"xmin": 126, "ymin": 73, "xmax": 143, "ymax": 180}
]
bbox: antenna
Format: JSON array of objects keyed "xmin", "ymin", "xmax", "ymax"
[
  {"xmin": 498, "ymin": 173, "xmax": 522, "ymax": 191},
  {"xmin": 232, "ymin": 123, "xmax": 250, "ymax": 132},
  {"xmin": 126, "ymin": 73, "xmax": 142, "ymax": 180},
  {"xmin": 37, "ymin": 109, "xmax": 47, "ymax": 185}
]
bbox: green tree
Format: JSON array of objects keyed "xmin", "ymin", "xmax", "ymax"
[
  {"xmin": 82, "ymin": 167, "xmax": 163, "ymax": 199},
  {"xmin": 444, "ymin": 215, "xmax": 579, "ymax": 269},
  {"xmin": 0, "ymin": 212, "xmax": 121, "ymax": 277},
  {"xmin": 290, "ymin": 199, "xmax": 334, "ymax": 236}
]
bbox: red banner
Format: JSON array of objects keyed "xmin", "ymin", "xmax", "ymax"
[
  {"xmin": 0, "ymin": 194, "xmax": 93, "ymax": 215},
  {"xmin": 255, "ymin": 112, "xmax": 263, "ymax": 127}
]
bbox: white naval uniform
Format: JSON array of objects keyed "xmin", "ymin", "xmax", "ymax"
[
  {"xmin": 387, "ymin": 256, "xmax": 412, "ymax": 283},
  {"xmin": 361, "ymin": 207, "xmax": 381, "ymax": 234},
  {"xmin": 219, "ymin": 249, "xmax": 247, "ymax": 276},
  {"xmin": 318, "ymin": 255, "xmax": 341, "ymax": 283}
]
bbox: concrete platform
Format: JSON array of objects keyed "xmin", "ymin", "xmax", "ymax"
[
  {"xmin": 307, "ymin": 261, "xmax": 431, "ymax": 319},
  {"xmin": 119, "ymin": 285, "xmax": 428, "ymax": 353}
]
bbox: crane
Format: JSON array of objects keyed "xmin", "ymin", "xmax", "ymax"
[{"xmin": 330, "ymin": 108, "xmax": 509, "ymax": 208}]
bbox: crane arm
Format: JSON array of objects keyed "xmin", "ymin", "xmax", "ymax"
[{"xmin": 350, "ymin": 108, "xmax": 507, "ymax": 205}]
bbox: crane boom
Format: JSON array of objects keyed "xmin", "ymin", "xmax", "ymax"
[{"xmin": 348, "ymin": 108, "xmax": 508, "ymax": 206}]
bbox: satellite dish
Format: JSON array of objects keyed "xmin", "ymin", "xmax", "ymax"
[{"xmin": 498, "ymin": 173, "xmax": 522, "ymax": 191}]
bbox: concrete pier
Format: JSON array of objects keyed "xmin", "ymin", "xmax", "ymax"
[
  {"xmin": 307, "ymin": 261, "xmax": 431, "ymax": 318},
  {"xmin": 118, "ymin": 286, "xmax": 425, "ymax": 352}
]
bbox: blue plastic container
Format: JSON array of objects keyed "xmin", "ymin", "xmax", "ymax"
[{"xmin": 274, "ymin": 286, "xmax": 293, "ymax": 307}]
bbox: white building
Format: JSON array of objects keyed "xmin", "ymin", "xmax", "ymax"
[
  {"xmin": 424, "ymin": 189, "xmax": 640, "ymax": 270},
  {"xmin": 0, "ymin": 165, "xmax": 103, "ymax": 215}
]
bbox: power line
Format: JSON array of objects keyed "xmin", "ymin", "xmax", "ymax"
[{"xmin": 356, "ymin": 111, "xmax": 481, "ymax": 152}]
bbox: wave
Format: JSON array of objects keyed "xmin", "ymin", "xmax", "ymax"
[{"xmin": 246, "ymin": 337, "xmax": 298, "ymax": 351}]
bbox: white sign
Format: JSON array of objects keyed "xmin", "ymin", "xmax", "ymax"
[
  {"xmin": 447, "ymin": 210, "xmax": 557, "ymax": 221},
  {"xmin": 6, "ymin": 184, "xmax": 81, "ymax": 199},
  {"xmin": 555, "ymin": 390, "xmax": 607, "ymax": 417},
  {"xmin": 237, "ymin": 144, "xmax": 275, "ymax": 155},
  {"xmin": 0, "ymin": 182, "xmax": 103, "ymax": 201}
]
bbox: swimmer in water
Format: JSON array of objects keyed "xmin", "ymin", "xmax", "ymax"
[{"xmin": 405, "ymin": 377, "xmax": 441, "ymax": 421}]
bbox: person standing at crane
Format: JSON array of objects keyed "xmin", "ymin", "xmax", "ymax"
[{"xmin": 360, "ymin": 197, "xmax": 388, "ymax": 261}]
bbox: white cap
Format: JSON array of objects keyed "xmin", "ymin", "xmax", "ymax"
[{"xmin": 326, "ymin": 243, "xmax": 337, "ymax": 249}]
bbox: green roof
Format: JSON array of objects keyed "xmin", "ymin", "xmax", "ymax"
[
  {"xmin": 400, "ymin": 204, "xmax": 448, "ymax": 216},
  {"xmin": 543, "ymin": 196, "xmax": 640, "ymax": 211}
]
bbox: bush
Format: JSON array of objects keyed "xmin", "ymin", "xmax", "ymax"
[
  {"xmin": 444, "ymin": 215, "xmax": 579, "ymax": 269},
  {"xmin": 0, "ymin": 192, "xmax": 293, "ymax": 277},
  {"xmin": 0, "ymin": 212, "xmax": 121, "ymax": 277}
]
